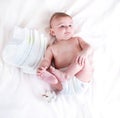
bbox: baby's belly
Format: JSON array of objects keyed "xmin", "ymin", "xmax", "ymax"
[
  {"xmin": 54, "ymin": 58, "xmax": 73, "ymax": 69},
  {"xmin": 55, "ymin": 62, "xmax": 69, "ymax": 69},
  {"xmin": 54, "ymin": 51, "xmax": 80, "ymax": 69}
]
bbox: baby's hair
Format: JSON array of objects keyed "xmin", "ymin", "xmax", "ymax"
[{"xmin": 49, "ymin": 12, "xmax": 72, "ymax": 28}]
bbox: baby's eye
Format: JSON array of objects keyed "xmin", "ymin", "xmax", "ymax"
[
  {"xmin": 69, "ymin": 24, "xmax": 72, "ymax": 27},
  {"xmin": 60, "ymin": 25, "xmax": 65, "ymax": 28}
]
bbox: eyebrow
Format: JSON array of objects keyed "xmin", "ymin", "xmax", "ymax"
[{"xmin": 54, "ymin": 22, "xmax": 73, "ymax": 27}]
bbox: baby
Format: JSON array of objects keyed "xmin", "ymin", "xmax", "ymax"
[{"xmin": 37, "ymin": 12, "xmax": 93, "ymax": 93}]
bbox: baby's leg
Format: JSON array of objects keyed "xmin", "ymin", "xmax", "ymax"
[
  {"xmin": 37, "ymin": 69, "xmax": 58, "ymax": 84},
  {"xmin": 76, "ymin": 58, "xmax": 93, "ymax": 83},
  {"xmin": 65, "ymin": 56, "xmax": 85, "ymax": 76},
  {"xmin": 50, "ymin": 58, "xmax": 84, "ymax": 82},
  {"xmin": 51, "ymin": 81, "xmax": 63, "ymax": 94},
  {"xmin": 49, "ymin": 66, "xmax": 67, "ymax": 82}
]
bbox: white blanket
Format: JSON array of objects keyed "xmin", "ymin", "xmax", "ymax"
[
  {"xmin": 0, "ymin": 0, "xmax": 120, "ymax": 118},
  {"xmin": 2, "ymin": 26, "xmax": 47, "ymax": 74}
]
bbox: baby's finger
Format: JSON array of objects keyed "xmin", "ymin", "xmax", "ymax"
[
  {"xmin": 75, "ymin": 55, "xmax": 79, "ymax": 63},
  {"xmin": 81, "ymin": 57, "xmax": 85, "ymax": 65},
  {"xmin": 78, "ymin": 56, "xmax": 83, "ymax": 64},
  {"xmin": 82, "ymin": 57, "xmax": 86, "ymax": 65}
]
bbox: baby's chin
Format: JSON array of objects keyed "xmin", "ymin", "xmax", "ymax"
[
  {"xmin": 64, "ymin": 32, "xmax": 73, "ymax": 39},
  {"xmin": 57, "ymin": 34, "xmax": 73, "ymax": 40},
  {"xmin": 63, "ymin": 35, "xmax": 72, "ymax": 40}
]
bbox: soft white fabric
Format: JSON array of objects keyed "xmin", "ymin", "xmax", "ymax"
[
  {"xmin": 2, "ymin": 26, "xmax": 47, "ymax": 74},
  {"xmin": 60, "ymin": 76, "xmax": 90, "ymax": 95},
  {"xmin": 0, "ymin": 0, "xmax": 120, "ymax": 118}
]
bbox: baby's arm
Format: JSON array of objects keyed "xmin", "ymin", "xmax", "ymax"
[
  {"xmin": 76, "ymin": 37, "xmax": 93, "ymax": 64},
  {"xmin": 37, "ymin": 46, "xmax": 58, "ymax": 84},
  {"xmin": 78, "ymin": 37, "xmax": 93, "ymax": 57},
  {"xmin": 37, "ymin": 46, "xmax": 53, "ymax": 71}
]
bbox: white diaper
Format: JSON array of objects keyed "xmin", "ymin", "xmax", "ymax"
[{"xmin": 60, "ymin": 76, "xmax": 90, "ymax": 95}]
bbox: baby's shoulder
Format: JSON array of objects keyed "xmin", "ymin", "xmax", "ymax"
[
  {"xmin": 72, "ymin": 36, "xmax": 83, "ymax": 42},
  {"xmin": 72, "ymin": 36, "xmax": 82, "ymax": 40},
  {"xmin": 47, "ymin": 42, "xmax": 58, "ymax": 51},
  {"xmin": 73, "ymin": 36, "xmax": 85, "ymax": 41}
]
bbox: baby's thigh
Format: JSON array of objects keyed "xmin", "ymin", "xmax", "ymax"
[{"xmin": 75, "ymin": 59, "xmax": 93, "ymax": 82}]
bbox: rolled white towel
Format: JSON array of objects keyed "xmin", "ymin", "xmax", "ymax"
[{"xmin": 2, "ymin": 26, "xmax": 48, "ymax": 74}]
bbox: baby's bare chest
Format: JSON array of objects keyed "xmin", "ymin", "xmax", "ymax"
[{"xmin": 53, "ymin": 42, "xmax": 81, "ymax": 68}]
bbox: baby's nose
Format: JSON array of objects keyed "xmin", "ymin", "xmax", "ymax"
[{"xmin": 65, "ymin": 26, "xmax": 70, "ymax": 30}]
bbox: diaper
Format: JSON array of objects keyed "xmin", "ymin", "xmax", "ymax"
[{"xmin": 60, "ymin": 76, "xmax": 90, "ymax": 95}]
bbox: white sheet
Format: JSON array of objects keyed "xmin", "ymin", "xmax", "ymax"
[{"xmin": 1, "ymin": 0, "xmax": 120, "ymax": 118}]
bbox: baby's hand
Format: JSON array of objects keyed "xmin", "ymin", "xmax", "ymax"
[
  {"xmin": 80, "ymin": 50, "xmax": 89, "ymax": 59},
  {"xmin": 76, "ymin": 53, "xmax": 86, "ymax": 65},
  {"xmin": 37, "ymin": 66, "xmax": 47, "ymax": 76}
]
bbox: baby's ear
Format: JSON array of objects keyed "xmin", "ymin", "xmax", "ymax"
[{"xmin": 50, "ymin": 28, "xmax": 55, "ymax": 36}]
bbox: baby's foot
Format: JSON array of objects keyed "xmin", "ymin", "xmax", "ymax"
[
  {"xmin": 51, "ymin": 82, "xmax": 63, "ymax": 94},
  {"xmin": 38, "ymin": 69, "xmax": 58, "ymax": 84},
  {"xmin": 50, "ymin": 66, "xmax": 67, "ymax": 82}
]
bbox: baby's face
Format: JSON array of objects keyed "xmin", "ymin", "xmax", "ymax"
[{"xmin": 50, "ymin": 17, "xmax": 74, "ymax": 41}]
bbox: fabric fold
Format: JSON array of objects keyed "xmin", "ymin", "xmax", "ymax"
[{"xmin": 2, "ymin": 26, "xmax": 48, "ymax": 74}]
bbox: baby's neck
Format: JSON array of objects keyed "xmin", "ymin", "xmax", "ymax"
[{"xmin": 55, "ymin": 37, "xmax": 73, "ymax": 43}]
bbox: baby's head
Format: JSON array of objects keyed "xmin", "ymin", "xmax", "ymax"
[{"xmin": 49, "ymin": 12, "xmax": 74, "ymax": 41}]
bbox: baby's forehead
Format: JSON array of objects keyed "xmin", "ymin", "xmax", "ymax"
[
  {"xmin": 50, "ymin": 16, "xmax": 73, "ymax": 27},
  {"xmin": 51, "ymin": 16, "xmax": 73, "ymax": 25},
  {"xmin": 52, "ymin": 16, "xmax": 72, "ymax": 21}
]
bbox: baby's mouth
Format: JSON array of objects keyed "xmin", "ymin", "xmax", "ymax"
[{"xmin": 64, "ymin": 32, "xmax": 70, "ymax": 35}]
